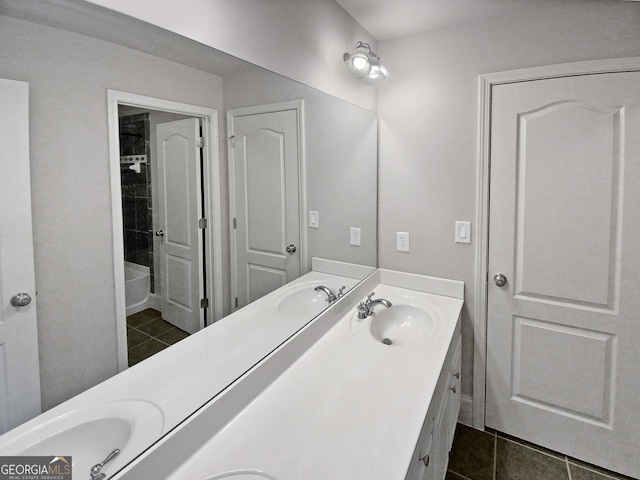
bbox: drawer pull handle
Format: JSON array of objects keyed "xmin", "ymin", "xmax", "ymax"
[
  {"xmin": 450, "ymin": 386, "xmax": 457, "ymax": 394},
  {"xmin": 419, "ymin": 453, "xmax": 430, "ymax": 468},
  {"xmin": 453, "ymin": 372, "xmax": 460, "ymax": 379}
]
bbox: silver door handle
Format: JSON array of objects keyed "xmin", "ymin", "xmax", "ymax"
[
  {"xmin": 155, "ymin": 230, "xmax": 164, "ymax": 237},
  {"xmin": 11, "ymin": 292, "xmax": 32, "ymax": 307},
  {"xmin": 493, "ymin": 273, "xmax": 507, "ymax": 287},
  {"xmin": 286, "ymin": 244, "xmax": 297, "ymax": 253}
]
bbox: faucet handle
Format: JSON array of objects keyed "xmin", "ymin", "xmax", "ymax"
[
  {"xmin": 356, "ymin": 301, "xmax": 368, "ymax": 319},
  {"xmin": 337, "ymin": 286, "xmax": 346, "ymax": 297},
  {"xmin": 367, "ymin": 292, "xmax": 375, "ymax": 302}
]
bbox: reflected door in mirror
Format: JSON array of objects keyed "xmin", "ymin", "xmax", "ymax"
[
  {"xmin": 156, "ymin": 118, "xmax": 204, "ymax": 334},
  {"xmin": 230, "ymin": 106, "xmax": 302, "ymax": 309}
]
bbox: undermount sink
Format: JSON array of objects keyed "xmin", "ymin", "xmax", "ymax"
[
  {"xmin": 1, "ymin": 399, "xmax": 163, "ymax": 479},
  {"xmin": 270, "ymin": 280, "xmax": 346, "ymax": 317},
  {"xmin": 206, "ymin": 470, "xmax": 281, "ymax": 480},
  {"xmin": 351, "ymin": 296, "xmax": 444, "ymax": 347}
]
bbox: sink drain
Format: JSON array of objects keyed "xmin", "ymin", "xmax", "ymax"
[{"xmin": 382, "ymin": 338, "xmax": 393, "ymax": 345}]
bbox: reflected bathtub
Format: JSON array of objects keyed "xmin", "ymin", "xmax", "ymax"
[{"xmin": 124, "ymin": 261, "xmax": 150, "ymax": 316}]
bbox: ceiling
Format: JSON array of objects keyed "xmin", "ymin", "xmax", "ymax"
[{"xmin": 334, "ymin": 0, "xmax": 634, "ymax": 41}]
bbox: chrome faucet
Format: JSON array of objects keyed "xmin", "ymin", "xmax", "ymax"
[
  {"xmin": 89, "ymin": 448, "xmax": 120, "ymax": 480},
  {"xmin": 356, "ymin": 292, "xmax": 392, "ymax": 319},
  {"xmin": 314, "ymin": 285, "xmax": 347, "ymax": 303}
]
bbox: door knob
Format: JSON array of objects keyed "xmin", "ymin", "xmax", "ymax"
[
  {"xmin": 10, "ymin": 292, "xmax": 32, "ymax": 307},
  {"xmin": 285, "ymin": 244, "xmax": 297, "ymax": 253},
  {"xmin": 494, "ymin": 273, "xmax": 507, "ymax": 287},
  {"xmin": 155, "ymin": 230, "xmax": 164, "ymax": 237}
]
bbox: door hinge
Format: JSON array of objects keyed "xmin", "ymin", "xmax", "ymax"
[
  {"xmin": 199, "ymin": 218, "xmax": 208, "ymax": 229},
  {"xmin": 200, "ymin": 298, "xmax": 209, "ymax": 308},
  {"xmin": 229, "ymin": 135, "xmax": 236, "ymax": 148},
  {"xmin": 233, "ymin": 217, "xmax": 237, "ymax": 229},
  {"xmin": 196, "ymin": 136, "xmax": 205, "ymax": 148},
  {"xmin": 235, "ymin": 297, "xmax": 238, "ymax": 308}
]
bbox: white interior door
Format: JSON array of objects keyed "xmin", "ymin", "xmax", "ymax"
[
  {"xmin": 229, "ymin": 106, "xmax": 301, "ymax": 309},
  {"xmin": 156, "ymin": 118, "xmax": 203, "ymax": 334},
  {"xmin": 486, "ymin": 72, "xmax": 640, "ymax": 477},
  {"xmin": 0, "ymin": 79, "xmax": 41, "ymax": 433}
]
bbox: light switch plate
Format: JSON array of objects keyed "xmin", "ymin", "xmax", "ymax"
[
  {"xmin": 455, "ymin": 221, "xmax": 471, "ymax": 244},
  {"xmin": 309, "ymin": 210, "xmax": 319, "ymax": 228},
  {"xmin": 350, "ymin": 227, "xmax": 361, "ymax": 246},
  {"xmin": 397, "ymin": 232, "xmax": 410, "ymax": 252}
]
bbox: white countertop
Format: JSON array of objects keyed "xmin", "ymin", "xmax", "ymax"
[
  {"xmin": 0, "ymin": 269, "xmax": 361, "ymax": 478},
  {"xmin": 167, "ymin": 280, "xmax": 464, "ymax": 480}
]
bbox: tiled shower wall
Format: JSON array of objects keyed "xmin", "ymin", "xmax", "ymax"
[{"xmin": 120, "ymin": 113, "xmax": 154, "ymax": 293}]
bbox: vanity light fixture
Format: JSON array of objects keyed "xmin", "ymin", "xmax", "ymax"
[{"xmin": 343, "ymin": 41, "xmax": 389, "ymax": 85}]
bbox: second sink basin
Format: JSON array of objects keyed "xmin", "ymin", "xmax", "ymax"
[
  {"xmin": 270, "ymin": 278, "xmax": 355, "ymax": 317},
  {"xmin": 369, "ymin": 304, "xmax": 435, "ymax": 346},
  {"xmin": 0, "ymin": 399, "xmax": 164, "ymax": 479},
  {"xmin": 350, "ymin": 291, "xmax": 445, "ymax": 347}
]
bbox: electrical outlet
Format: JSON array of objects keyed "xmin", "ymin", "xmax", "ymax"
[
  {"xmin": 350, "ymin": 227, "xmax": 361, "ymax": 246},
  {"xmin": 397, "ymin": 232, "xmax": 410, "ymax": 252}
]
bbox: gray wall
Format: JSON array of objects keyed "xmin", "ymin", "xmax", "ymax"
[
  {"xmin": 377, "ymin": 2, "xmax": 640, "ymax": 405},
  {"xmin": 0, "ymin": 16, "xmax": 224, "ymax": 410},
  {"xmin": 224, "ymin": 68, "xmax": 378, "ymax": 273},
  {"xmin": 81, "ymin": 0, "xmax": 378, "ymax": 111}
]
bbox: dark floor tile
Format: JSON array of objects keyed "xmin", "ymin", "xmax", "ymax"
[
  {"xmin": 128, "ymin": 338, "xmax": 168, "ymax": 366},
  {"xmin": 127, "ymin": 328, "xmax": 152, "ymax": 349},
  {"xmin": 496, "ymin": 437, "xmax": 569, "ymax": 480},
  {"xmin": 446, "ymin": 471, "xmax": 472, "ymax": 480},
  {"xmin": 126, "ymin": 308, "xmax": 161, "ymax": 328},
  {"xmin": 496, "ymin": 431, "xmax": 564, "ymax": 460},
  {"xmin": 156, "ymin": 327, "xmax": 190, "ymax": 345},
  {"xmin": 569, "ymin": 461, "xmax": 637, "ymax": 480},
  {"xmin": 448, "ymin": 424, "xmax": 495, "ymax": 480},
  {"xmin": 136, "ymin": 317, "xmax": 175, "ymax": 337}
]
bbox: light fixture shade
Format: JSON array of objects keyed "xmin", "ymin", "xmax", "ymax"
[
  {"xmin": 343, "ymin": 42, "xmax": 372, "ymax": 78},
  {"xmin": 363, "ymin": 55, "xmax": 389, "ymax": 85},
  {"xmin": 344, "ymin": 41, "xmax": 389, "ymax": 85}
]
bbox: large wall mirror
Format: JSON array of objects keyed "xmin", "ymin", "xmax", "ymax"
[{"xmin": 0, "ymin": 0, "xmax": 376, "ymax": 475}]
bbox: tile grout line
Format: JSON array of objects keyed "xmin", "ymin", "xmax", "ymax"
[
  {"xmin": 447, "ymin": 470, "xmax": 474, "ymax": 480},
  {"xmin": 566, "ymin": 457, "xmax": 573, "ymax": 480},
  {"xmin": 128, "ymin": 325, "xmax": 175, "ymax": 349},
  {"xmin": 566, "ymin": 460, "xmax": 628, "ymax": 480},
  {"xmin": 493, "ymin": 430, "xmax": 497, "ymax": 480},
  {"xmin": 498, "ymin": 434, "xmax": 565, "ymax": 462}
]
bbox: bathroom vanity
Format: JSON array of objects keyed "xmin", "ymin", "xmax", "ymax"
[
  {"xmin": 117, "ymin": 269, "xmax": 463, "ymax": 480},
  {"xmin": 0, "ymin": 266, "xmax": 462, "ymax": 480}
]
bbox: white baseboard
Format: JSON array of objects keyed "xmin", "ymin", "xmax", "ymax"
[
  {"xmin": 149, "ymin": 293, "xmax": 162, "ymax": 311},
  {"xmin": 458, "ymin": 394, "xmax": 473, "ymax": 427}
]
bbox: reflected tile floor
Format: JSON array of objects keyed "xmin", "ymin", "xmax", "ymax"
[
  {"xmin": 447, "ymin": 424, "xmax": 636, "ymax": 480},
  {"xmin": 127, "ymin": 308, "xmax": 190, "ymax": 366}
]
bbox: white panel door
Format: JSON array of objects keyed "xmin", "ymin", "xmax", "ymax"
[
  {"xmin": 486, "ymin": 72, "xmax": 640, "ymax": 477},
  {"xmin": 156, "ymin": 118, "xmax": 203, "ymax": 334},
  {"xmin": 229, "ymin": 108, "xmax": 301, "ymax": 309},
  {"xmin": 0, "ymin": 79, "xmax": 41, "ymax": 433}
]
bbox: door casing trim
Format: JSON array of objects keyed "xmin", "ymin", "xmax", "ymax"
[
  {"xmin": 107, "ymin": 90, "xmax": 223, "ymax": 372},
  {"xmin": 473, "ymin": 56, "xmax": 640, "ymax": 429}
]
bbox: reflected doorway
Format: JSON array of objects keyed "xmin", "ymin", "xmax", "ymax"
[
  {"xmin": 118, "ymin": 106, "xmax": 202, "ymax": 365},
  {"xmin": 108, "ymin": 90, "xmax": 223, "ymax": 372}
]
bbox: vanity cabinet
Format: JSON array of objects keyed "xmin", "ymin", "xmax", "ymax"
[{"xmin": 405, "ymin": 318, "xmax": 462, "ymax": 480}]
